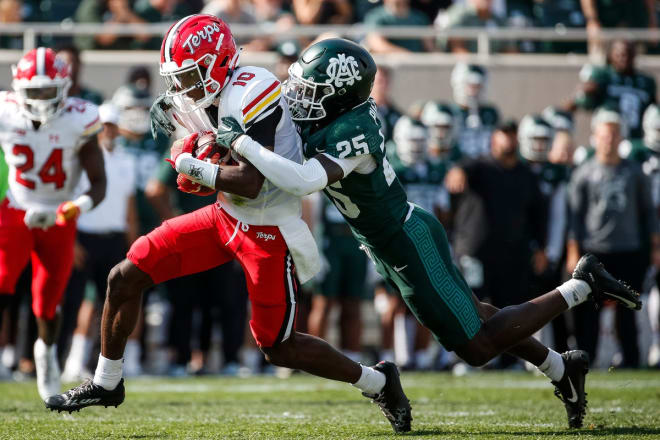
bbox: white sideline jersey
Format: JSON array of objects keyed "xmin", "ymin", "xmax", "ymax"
[
  {"xmin": 172, "ymin": 66, "xmax": 303, "ymax": 225},
  {"xmin": 0, "ymin": 92, "xmax": 101, "ymax": 211}
]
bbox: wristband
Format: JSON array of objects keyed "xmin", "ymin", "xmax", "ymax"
[
  {"xmin": 175, "ymin": 153, "xmax": 219, "ymax": 189},
  {"xmin": 73, "ymin": 194, "xmax": 94, "ymax": 213}
]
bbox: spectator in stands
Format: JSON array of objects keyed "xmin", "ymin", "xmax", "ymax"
[
  {"xmin": 59, "ymin": 103, "xmax": 138, "ymax": 382},
  {"xmin": 567, "ymin": 109, "xmax": 657, "ymax": 367},
  {"xmin": 436, "ymin": 0, "xmax": 511, "ymax": 53},
  {"xmin": 145, "ymin": 156, "xmax": 249, "ymax": 376},
  {"xmin": 237, "ymin": 0, "xmax": 298, "ymax": 52},
  {"xmin": 134, "ymin": 0, "xmax": 200, "ymax": 49},
  {"xmin": 449, "ymin": 63, "xmax": 500, "ymax": 158},
  {"xmin": 0, "ymin": 0, "xmax": 24, "ymax": 49},
  {"xmin": 74, "ymin": 0, "xmax": 152, "ymax": 50},
  {"xmin": 566, "ymin": 40, "xmax": 657, "ymax": 142},
  {"xmin": 202, "ymin": 0, "xmax": 256, "ymax": 46},
  {"xmin": 370, "ymin": 66, "xmax": 402, "ymax": 143},
  {"xmin": 532, "ymin": 0, "xmax": 586, "ymax": 53},
  {"xmin": 292, "ymin": 0, "xmax": 352, "ymax": 24},
  {"xmin": 364, "ymin": 0, "xmax": 433, "ymax": 53},
  {"xmin": 581, "ymin": 0, "xmax": 657, "ymax": 56},
  {"xmin": 445, "ymin": 121, "xmax": 547, "ymax": 314},
  {"xmin": 55, "ymin": 44, "xmax": 104, "ymax": 105},
  {"xmin": 126, "ymin": 66, "xmax": 152, "ymax": 95}
]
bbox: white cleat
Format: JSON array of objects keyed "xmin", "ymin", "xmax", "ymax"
[{"xmin": 34, "ymin": 339, "xmax": 61, "ymax": 401}]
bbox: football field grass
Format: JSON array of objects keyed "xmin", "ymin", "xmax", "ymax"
[{"xmin": 1, "ymin": 370, "xmax": 659, "ymax": 439}]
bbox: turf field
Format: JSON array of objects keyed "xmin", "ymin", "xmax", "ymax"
[{"xmin": 0, "ymin": 370, "xmax": 659, "ymax": 439}]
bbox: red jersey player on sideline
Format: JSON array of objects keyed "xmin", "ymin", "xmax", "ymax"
[
  {"xmin": 46, "ymin": 15, "xmax": 412, "ymax": 433},
  {"xmin": 0, "ymin": 47, "xmax": 106, "ymax": 400}
]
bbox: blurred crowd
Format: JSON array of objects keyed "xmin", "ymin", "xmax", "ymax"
[
  {"xmin": 1, "ymin": 0, "xmax": 660, "ymax": 55},
  {"xmin": 1, "ymin": 31, "xmax": 660, "ymax": 383}
]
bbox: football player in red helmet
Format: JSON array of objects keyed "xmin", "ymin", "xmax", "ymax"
[
  {"xmin": 0, "ymin": 47, "xmax": 106, "ymax": 401},
  {"xmin": 48, "ymin": 15, "xmax": 411, "ymax": 434}
]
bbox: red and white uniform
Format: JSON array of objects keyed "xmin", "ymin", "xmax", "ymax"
[
  {"xmin": 129, "ymin": 14, "xmax": 319, "ymax": 347},
  {"xmin": 0, "ymin": 92, "xmax": 101, "ymax": 319},
  {"xmin": 131, "ymin": 67, "xmax": 320, "ymax": 347}
]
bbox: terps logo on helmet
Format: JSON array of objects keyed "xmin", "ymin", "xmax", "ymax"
[
  {"xmin": 182, "ymin": 22, "xmax": 222, "ymax": 55},
  {"xmin": 325, "ymin": 53, "xmax": 361, "ymax": 88}
]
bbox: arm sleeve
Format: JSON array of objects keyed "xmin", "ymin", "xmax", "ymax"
[
  {"xmin": 320, "ymin": 153, "xmax": 374, "ymax": 177},
  {"xmin": 233, "ymin": 135, "xmax": 329, "ymax": 196}
]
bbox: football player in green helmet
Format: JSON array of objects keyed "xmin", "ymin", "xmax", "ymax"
[
  {"xmin": 420, "ymin": 101, "xmax": 461, "ymax": 164},
  {"xmin": 643, "ymin": 104, "xmax": 660, "ymax": 154},
  {"xmin": 449, "ymin": 63, "xmax": 500, "ymax": 158},
  {"xmin": 518, "ymin": 114, "xmax": 554, "ymax": 163},
  {"xmin": 215, "ymin": 37, "xmax": 642, "ymax": 429}
]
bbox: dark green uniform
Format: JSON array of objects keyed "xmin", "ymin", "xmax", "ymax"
[
  {"xmin": 319, "ymin": 198, "xmax": 369, "ymax": 299},
  {"xmin": 301, "ymin": 99, "xmax": 481, "ymax": 350},
  {"xmin": 391, "ymin": 155, "xmax": 448, "ymax": 215},
  {"xmin": 577, "ymin": 65, "xmax": 657, "ymax": 139},
  {"xmin": 451, "ymin": 103, "xmax": 500, "ymax": 158},
  {"xmin": 117, "ymin": 134, "xmax": 167, "ymax": 234}
]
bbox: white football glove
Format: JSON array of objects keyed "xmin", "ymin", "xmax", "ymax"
[{"xmin": 24, "ymin": 208, "xmax": 57, "ymax": 229}]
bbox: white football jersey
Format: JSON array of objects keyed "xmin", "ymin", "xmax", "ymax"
[
  {"xmin": 172, "ymin": 66, "xmax": 303, "ymax": 225},
  {"xmin": 0, "ymin": 92, "xmax": 101, "ymax": 211}
]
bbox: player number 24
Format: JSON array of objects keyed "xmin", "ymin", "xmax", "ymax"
[{"xmin": 13, "ymin": 144, "xmax": 66, "ymax": 189}]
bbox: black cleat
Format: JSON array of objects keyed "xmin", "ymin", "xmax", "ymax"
[
  {"xmin": 552, "ymin": 350, "xmax": 589, "ymax": 429},
  {"xmin": 572, "ymin": 253, "xmax": 642, "ymax": 310},
  {"xmin": 45, "ymin": 378, "xmax": 125, "ymax": 412},
  {"xmin": 362, "ymin": 361, "xmax": 412, "ymax": 433}
]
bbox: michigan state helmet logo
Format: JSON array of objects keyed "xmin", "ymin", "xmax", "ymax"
[{"xmin": 325, "ymin": 53, "xmax": 362, "ymax": 88}]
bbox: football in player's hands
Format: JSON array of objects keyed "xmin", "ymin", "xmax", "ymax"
[{"xmin": 195, "ymin": 132, "xmax": 235, "ymax": 165}]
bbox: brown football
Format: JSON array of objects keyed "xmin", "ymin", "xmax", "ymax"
[{"xmin": 194, "ymin": 132, "xmax": 231, "ymax": 164}]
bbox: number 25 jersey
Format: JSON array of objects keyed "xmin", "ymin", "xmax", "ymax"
[{"xmin": 0, "ymin": 92, "xmax": 101, "ymax": 211}]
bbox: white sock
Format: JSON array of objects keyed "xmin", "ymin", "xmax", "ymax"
[
  {"xmin": 64, "ymin": 334, "xmax": 91, "ymax": 373},
  {"xmin": 537, "ymin": 349, "xmax": 565, "ymax": 382},
  {"xmin": 557, "ymin": 279, "xmax": 591, "ymax": 309},
  {"xmin": 352, "ymin": 365, "xmax": 386, "ymax": 395},
  {"xmin": 93, "ymin": 355, "xmax": 123, "ymax": 390}
]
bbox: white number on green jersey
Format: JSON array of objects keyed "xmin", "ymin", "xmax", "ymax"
[
  {"xmin": 336, "ymin": 134, "xmax": 369, "ymax": 158},
  {"xmin": 326, "ymin": 181, "xmax": 360, "ymax": 218}
]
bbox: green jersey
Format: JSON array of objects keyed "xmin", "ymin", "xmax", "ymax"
[
  {"xmin": 577, "ymin": 64, "xmax": 656, "ymax": 139},
  {"xmin": 391, "ymin": 156, "xmax": 448, "ymax": 214},
  {"xmin": 300, "ymin": 99, "xmax": 409, "ymax": 249},
  {"xmin": 451, "ymin": 103, "xmax": 500, "ymax": 158}
]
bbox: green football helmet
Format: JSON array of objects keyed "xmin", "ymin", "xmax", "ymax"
[{"xmin": 283, "ymin": 38, "xmax": 377, "ymax": 121}]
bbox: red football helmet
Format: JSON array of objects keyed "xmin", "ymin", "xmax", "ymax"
[
  {"xmin": 160, "ymin": 14, "xmax": 240, "ymax": 113},
  {"xmin": 11, "ymin": 47, "xmax": 71, "ymax": 123}
]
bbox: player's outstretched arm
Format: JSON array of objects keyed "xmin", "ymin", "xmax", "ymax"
[
  {"xmin": 217, "ymin": 116, "xmax": 347, "ymax": 196},
  {"xmin": 56, "ymin": 136, "xmax": 107, "ymax": 225}
]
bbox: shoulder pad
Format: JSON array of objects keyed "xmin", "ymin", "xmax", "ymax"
[
  {"xmin": 220, "ymin": 67, "xmax": 281, "ymax": 130},
  {"xmin": 63, "ymin": 97, "xmax": 101, "ymax": 137},
  {"xmin": 324, "ymin": 101, "xmax": 384, "ymax": 159}
]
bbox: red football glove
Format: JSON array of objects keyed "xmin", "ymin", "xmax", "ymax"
[
  {"xmin": 166, "ymin": 132, "xmax": 199, "ymax": 169},
  {"xmin": 55, "ymin": 201, "xmax": 81, "ymax": 226},
  {"xmin": 176, "ymin": 173, "xmax": 216, "ymax": 196}
]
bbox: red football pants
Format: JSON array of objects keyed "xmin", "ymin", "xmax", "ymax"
[
  {"xmin": 0, "ymin": 200, "xmax": 77, "ymax": 319},
  {"xmin": 127, "ymin": 203, "xmax": 297, "ymax": 348}
]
